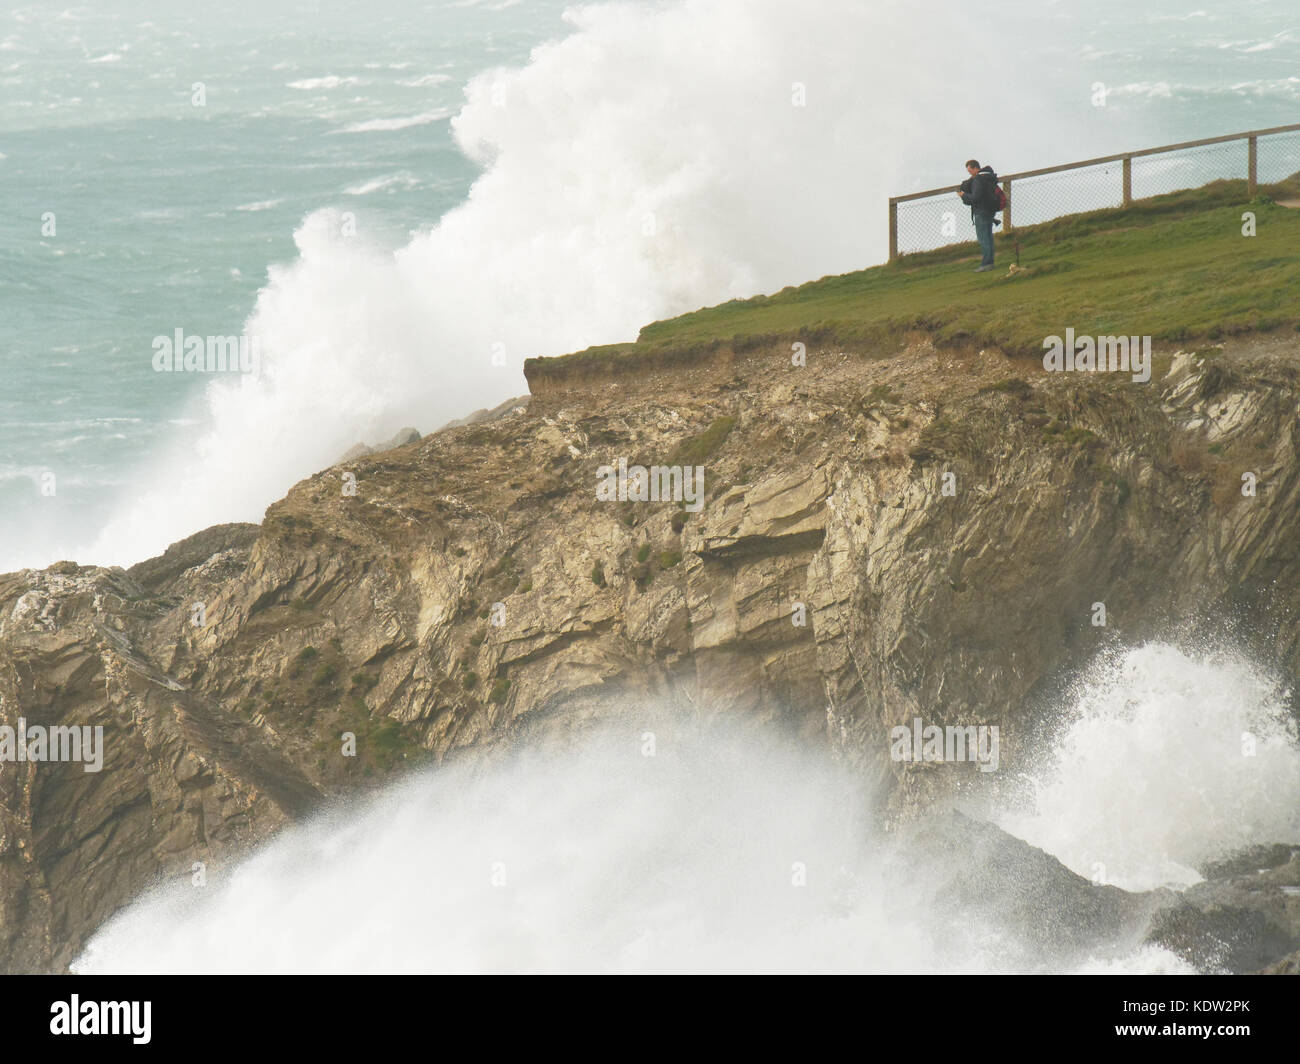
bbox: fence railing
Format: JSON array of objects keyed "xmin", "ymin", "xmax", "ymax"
[{"xmin": 888, "ymin": 122, "xmax": 1300, "ymax": 261}]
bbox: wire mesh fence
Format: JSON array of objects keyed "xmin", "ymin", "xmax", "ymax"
[
  {"xmin": 1258, "ymin": 128, "xmax": 1300, "ymax": 185},
  {"xmin": 889, "ymin": 124, "xmax": 1300, "ymax": 260},
  {"xmin": 1130, "ymin": 139, "xmax": 1245, "ymax": 199},
  {"xmin": 996, "ymin": 159, "xmax": 1126, "ymax": 229}
]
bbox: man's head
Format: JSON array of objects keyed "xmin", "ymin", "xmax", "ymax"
[{"xmin": 965, "ymin": 159, "xmax": 980, "ymax": 175}]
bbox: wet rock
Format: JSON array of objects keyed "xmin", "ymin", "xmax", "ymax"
[
  {"xmin": 1259, "ymin": 949, "xmax": 1300, "ymax": 974},
  {"xmin": 894, "ymin": 810, "xmax": 1177, "ymax": 969},
  {"xmin": 1197, "ymin": 843, "xmax": 1300, "ymax": 881},
  {"xmin": 1145, "ymin": 851, "xmax": 1300, "ymax": 973},
  {"xmin": 4, "ymin": 336, "xmax": 1300, "ymax": 970}
]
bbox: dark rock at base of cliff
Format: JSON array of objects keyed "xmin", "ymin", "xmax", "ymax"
[
  {"xmin": 1197, "ymin": 843, "xmax": 1300, "ymax": 880},
  {"xmin": 1145, "ymin": 904, "xmax": 1290, "ymax": 974},
  {"xmin": 1260, "ymin": 949, "xmax": 1300, "ymax": 974},
  {"xmin": 1146, "ymin": 852, "xmax": 1300, "ymax": 973},
  {"xmin": 895, "ymin": 814, "xmax": 1300, "ymax": 973},
  {"xmin": 891, "ymin": 810, "xmax": 1175, "ymax": 968}
]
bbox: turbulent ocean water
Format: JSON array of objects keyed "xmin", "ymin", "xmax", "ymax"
[
  {"xmin": 4, "ymin": 1, "xmax": 1300, "ymax": 974},
  {"xmin": 75, "ymin": 643, "xmax": 1300, "ymax": 974},
  {"xmin": 1, "ymin": 0, "xmax": 1299, "ymax": 573}
]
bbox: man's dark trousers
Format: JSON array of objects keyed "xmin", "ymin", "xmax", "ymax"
[{"xmin": 973, "ymin": 208, "xmax": 995, "ymax": 267}]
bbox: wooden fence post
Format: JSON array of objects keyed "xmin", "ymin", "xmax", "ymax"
[
  {"xmin": 1122, "ymin": 155, "xmax": 1132, "ymax": 206},
  {"xmin": 1248, "ymin": 135, "xmax": 1258, "ymax": 195},
  {"xmin": 1002, "ymin": 179, "xmax": 1012, "ymax": 232},
  {"xmin": 889, "ymin": 198, "xmax": 899, "ymax": 262}
]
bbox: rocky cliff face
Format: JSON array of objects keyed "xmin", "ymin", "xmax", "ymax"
[{"xmin": 3, "ymin": 333, "xmax": 1300, "ymax": 972}]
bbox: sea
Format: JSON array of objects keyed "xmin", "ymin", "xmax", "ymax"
[
  {"xmin": 2, "ymin": 0, "xmax": 1299, "ymax": 974},
  {"xmin": 1, "ymin": 0, "xmax": 1298, "ymax": 572}
]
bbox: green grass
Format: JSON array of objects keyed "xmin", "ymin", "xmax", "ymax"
[
  {"xmin": 526, "ymin": 177, "xmax": 1300, "ymax": 371},
  {"xmin": 671, "ymin": 416, "xmax": 737, "ymax": 464},
  {"xmin": 287, "ymin": 645, "xmax": 317, "ymax": 678},
  {"xmin": 350, "ymin": 671, "xmax": 379, "ymax": 692},
  {"xmin": 332, "ymin": 698, "xmax": 426, "ymax": 774}
]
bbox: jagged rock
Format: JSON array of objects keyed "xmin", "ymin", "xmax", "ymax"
[
  {"xmin": 1146, "ymin": 904, "xmax": 1290, "ymax": 974},
  {"xmin": 435, "ymin": 394, "xmax": 530, "ymax": 432},
  {"xmin": 896, "ymin": 816, "xmax": 1300, "ymax": 973},
  {"xmin": 4, "ymin": 335, "xmax": 1300, "ymax": 971},
  {"xmin": 335, "ymin": 426, "xmax": 423, "ymax": 465},
  {"xmin": 126, "ymin": 523, "xmax": 261, "ymax": 593},
  {"xmin": 1260, "ymin": 949, "xmax": 1300, "ymax": 974},
  {"xmin": 1145, "ymin": 852, "xmax": 1300, "ymax": 973},
  {"xmin": 1198, "ymin": 843, "xmax": 1300, "ymax": 880},
  {"xmin": 336, "ymin": 441, "xmax": 372, "ymax": 463},
  {"xmin": 893, "ymin": 810, "xmax": 1178, "ymax": 968}
]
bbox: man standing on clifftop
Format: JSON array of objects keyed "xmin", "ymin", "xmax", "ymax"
[{"xmin": 959, "ymin": 159, "xmax": 999, "ymax": 272}]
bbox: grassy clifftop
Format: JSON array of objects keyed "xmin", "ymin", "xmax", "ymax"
[{"xmin": 526, "ymin": 175, "xmax": 1300, "ymax": 384}]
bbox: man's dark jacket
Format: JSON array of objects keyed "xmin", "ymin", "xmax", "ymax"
[{"xmin": 960, "ymin": 165, "xmax": 999, "ymax": 216}]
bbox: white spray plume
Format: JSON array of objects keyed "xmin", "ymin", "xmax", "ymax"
[
  {"xmin": 77, "ymin": 639, "xmax": 1298, "ymax": 976},
  {"xmin": 87, "ymin": 0, "xmax": 1064, "ymax": 566},
  {"xmin": 77, "ymin": 727, "xmax": 925, "ymax": 974},
  {"xmin": 997, "ymin": 643, "xmax": 1300, "ymax": 892}
]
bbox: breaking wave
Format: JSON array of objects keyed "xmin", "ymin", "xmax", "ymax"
[
  {"xmin": 85, "ymin": 0, "xmax": 1083, "ymax": 568},
  {"xmin": 996, "ymin": 643, "xmax": 1300, "ymax": 892},
  {"xmin": 74, "ymin": 643, "xmax": 1300, "ymax": 974}
]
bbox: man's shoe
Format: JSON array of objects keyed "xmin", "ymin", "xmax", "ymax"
[{"xmin": 974, "ymin": 265, "xmax": 994, "ymax": 272}]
